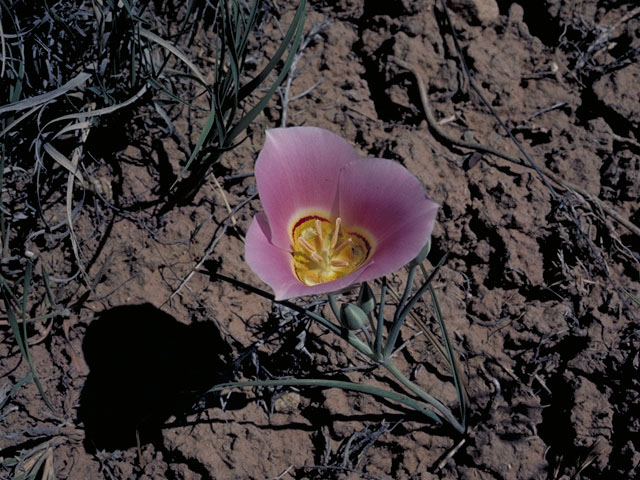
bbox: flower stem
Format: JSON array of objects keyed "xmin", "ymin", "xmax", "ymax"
[
  {"xmin": 304, "ymin": 307, "xmax": 373, "ymax": 357},
  {"xmin": 395, "ymin": 264, "xmax": 418, "ymax": 323},
  {"xmin": 383, "ymin": 264, "xmax": 418, "ymax": 359},
  {"xmin": 374, "ymin": 278, "xmax": 387, "ymax": 361},
  {"xmin": 328, "ymin": 294, "xmax": 341, "ymax": 322},
  {"xmin": 383, "ymin": 253, "xmax": 449, "ymax": 360}
]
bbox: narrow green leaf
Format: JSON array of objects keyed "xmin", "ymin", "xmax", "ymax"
[
  {"xmin": 21, "ymin": 260, "xmax": 32, "ymax": 320},
  {"xmin": 237, "ymin": 0, "xmax": 260, "ymax": 57},
  {"xmin": 119, "ymin": 0, "xmax": 134, "ymax": 17},
  {"xmin": 0, "ymin": 272, "xmax": 21, "ymax": 308},
  {"xmin": 209, "ymin": 378, "xmax": 443, "ymax": 424},
  {"xmin": 3, "ymin": 262, "xmax": 57, "ymax": 413},
  {"xmin": 427, "ymin": 280, "xmax": 468, "ymax": 430},
  {"xmin": 41, "ymin": 266, "xmax": 56, "ymax": 308},
  {"xmin": 172, "ymin": 97, "xmax": 219, "ymax": 186},
  {"xmin": 622, "ymin": 286, "xmax": 640, "ymax": 307},
  {"xmin": 226, "ymin": 2, "xmax": 307, "ymax": 143},
  {"xmin": 236, "ymin": 0, "xmax": 307, "ymax": 104}
]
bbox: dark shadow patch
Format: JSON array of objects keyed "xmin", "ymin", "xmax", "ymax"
[
  {"xmin": 78, "ymin": 303, "xmax": 232, "ymax": 452},
  {"xmin": 495, "ymin": 1, "xmax": 563, "ymax": 46}
]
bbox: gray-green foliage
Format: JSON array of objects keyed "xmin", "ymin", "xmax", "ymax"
[{"xmin": 0, "ymin": 0, "xmax": 307, "ymax": 436}]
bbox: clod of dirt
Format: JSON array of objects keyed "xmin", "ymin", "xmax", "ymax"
[
  {"xmin": 593, "ymin": 64, "xmax": 640, "ymax": 130},
  {"xmin": 569, "ymin": 376, "xmax": 614, "ymax": 466},
  {"xmin": 448, "ymin": 0, "xmax": 500, "ymax": 26}
]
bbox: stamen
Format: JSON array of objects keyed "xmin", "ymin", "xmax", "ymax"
[
  {"xmin": 332, "ymin": 237, "xmax": 352, "ymax": 256},
  {"xmin": 298, "ymin": 237, "xmax": 317, "ymax": 255},
  {"xmin": 291, "ymin": 214, "xmax": 372, "ymax": 286},
  {"xmin": 315, "ymin": 219, "xmax": 323, "ymax": 241},
  {"xmin": 330, "ymin": 217, "xmax": 341, "ymax": 250}
]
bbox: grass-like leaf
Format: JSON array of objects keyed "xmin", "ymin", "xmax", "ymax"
[
  {"xmin": 427, "ymin": 280, "xmax": 468, "ymax": 431},
  {"xmin": 173, "ymin": 0, "xmax": 307, "ymax": 195},
  {"xmin": 2, "ymin": 262, "xmax": 56, "ymax": 414}
]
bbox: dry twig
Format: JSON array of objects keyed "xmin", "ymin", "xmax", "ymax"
[{"xmin": 391, "ymin": 57, "xmax": 640, "ymax": 239}]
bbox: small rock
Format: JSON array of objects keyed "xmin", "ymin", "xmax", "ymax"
[{"xmin": 273, "ymin": 391, "xmax": 300, "ymax": 414}]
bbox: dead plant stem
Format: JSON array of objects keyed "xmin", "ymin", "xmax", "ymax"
[{"xmin": 391, "ymin": 57, "xmax": 640, "ymax": 238}]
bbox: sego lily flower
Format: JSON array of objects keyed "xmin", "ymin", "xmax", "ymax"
[{"xmin": 245, "ymin": 127, "xmax": 439, "ymax": 300}]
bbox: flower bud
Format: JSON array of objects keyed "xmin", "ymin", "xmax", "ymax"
[
  {"xmin": 357, "ymin": 282, "xmax": 376, "ymax": 315},
  {"xmin": 410, "ymin": 237, "xmax": 431, "ymax": 266},
  {"xmin": 340, "ymin": 303, "xmax": 368, "ymax": 331}
]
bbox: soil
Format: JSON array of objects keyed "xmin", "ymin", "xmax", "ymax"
[{"xmin": 1, "ymin": 0, "xmax": 639, "ymax": 479}]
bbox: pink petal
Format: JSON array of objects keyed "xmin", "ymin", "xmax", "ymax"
[
  {"xmin": 337, "ymin": 158, "xmax": 439, "ymax": 279},
  {"xmin": 255, "ymin": 127, "xmax": 361, "ymax": 249},
  {"xmin": 244, "ymin": 213, "xmax": 301, "ymax": 300},
  {"xmin": 245, "ymin": 214, "xmax": 376, "ymax": 301}
]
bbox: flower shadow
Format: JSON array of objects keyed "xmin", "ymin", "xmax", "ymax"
[{"xmin": 78, "ymin": 303, "xmax": 237, "ymax": 452}]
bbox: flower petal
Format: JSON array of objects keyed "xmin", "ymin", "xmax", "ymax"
[
  {"xmin": 337, "ymin": 157, "xmax": 439, "ymax": 279},
  {"xmin": 255, "ymin": 127, "xmax": 361, "ymax": 249},
  {"xmin": 245, "ymin": 213, "xmax": 300, "ymax": 300},
  {"xmin": 245, "ymin": 214, "xmax": 377, "ymax": 301}
]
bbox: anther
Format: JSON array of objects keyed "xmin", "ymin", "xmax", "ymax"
[
  {"xmin": 332, "ymin": 237, "xmax": 352, "ymax": 256},
  {"xmin": 331, "ymin": 260, "xmax": 349, "ymax": 268},
  {"xmin": 298, "ymin": 237, "xmax": 317, "ymax": 255},
  {"xmin": 315, "ymin": 219, "xmax": 323, "ymax": 241},
  {"xmin": 330, "ymin": 217, "xmax": 341, "ymax": 250}
]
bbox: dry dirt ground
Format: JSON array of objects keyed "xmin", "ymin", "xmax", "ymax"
[{"xmin": 1, "ymin": 0, "xmax": 639, "ymax": 479}]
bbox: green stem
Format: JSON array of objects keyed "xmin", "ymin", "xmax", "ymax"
[
  {"xmin": 397, "ymin": 252, "xmax": 448, "ymax": 324},
  {"xmin": 383, "ymin": 253, "xmax": 449, "ymax": 360},
  {"xmin": 381, "ymin": 361, "xmax": 464, "ymax": 433},
  {"xmin": 427, "ymin": 281, "xmax": 467, "ymax": 429},
  {"xmin": 328, "ymin": 294, "xmax": 341, "ymax": 323},
  {"xmin": 374, "ymin": 278, "xmax": 387, "ymax": 361},
  {"xmin": 383, "ymin": 264, "xmax": 418, "ymax": 359},
  {"xmin": 361, "ymin": 325, "xmax": 373, "ymax": 346},
  {"xmin": 395, "ymin": 264, "xmax": 418, "ymax": 323},
  {"xmin": 302, "ymin": 307, "xmax": 373, "ymax": 357},
  {"xmin": 208, "ymin": 378, "xmax": 443, "ymax": 425}
]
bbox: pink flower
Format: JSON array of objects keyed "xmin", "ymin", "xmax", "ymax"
[{"xmin": 244, "ymin": 127, "xmax": 439, "ymax": 300}]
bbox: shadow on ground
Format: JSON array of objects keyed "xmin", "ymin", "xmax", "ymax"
[{"xmin": 78, "ymin": 303, "xmax": 232, "ymax": 452}]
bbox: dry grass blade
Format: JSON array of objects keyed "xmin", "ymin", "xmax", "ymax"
[
  {"xmin": 54, "ymin": 113, "xmax": 95, "ymax": 279},
  {"xmin": 571, "ymin": 437, "xmax": 606, "ymax": 479},
  {"xmin": 40, "ymin": 85, "xmax": 148, "ymax": 131},
  {"xmin": 139, "ymin": 28, "xmax": 208, "ymax": 85},
  {"xmin": 0, "ymin": 104, "xmax": 41, "ymax": 138},
  {"xmin": 43, "ymin": 142, "xmax": 88, "ymax": 189},
  {"xmin": 0, "ymin": 11, "xmax": 6, "ymax": 78},
  {"xmin": 166, "ymin": 192, "xmax": 257, "ymax": 303},
  {"xmin": 212, "ymin": 172, "xmax": 237, "ymax": 225},
  {"xmin": 65, "ymin": 140, "xmax": 89, "ymax": 278},
  {"xmin": 0, "ymin": 72, "xmax": 91, "ymax": 114}
]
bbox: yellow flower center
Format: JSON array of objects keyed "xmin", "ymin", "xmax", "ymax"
[{"xmin": 291, "ymin": 215, "xmax": 372, "ymax": 286}]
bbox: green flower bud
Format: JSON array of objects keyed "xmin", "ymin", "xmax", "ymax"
[
  {"xmin": 357, "ymin": 282, "xmax": 376, "ymax": 315},
  {"xmin": 340, "ymin": 303, "xmax": 368, "ymax": 331},
  {"xmin": 410, "ymin": 237, "xmax": 431, "ymax": 266}
]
